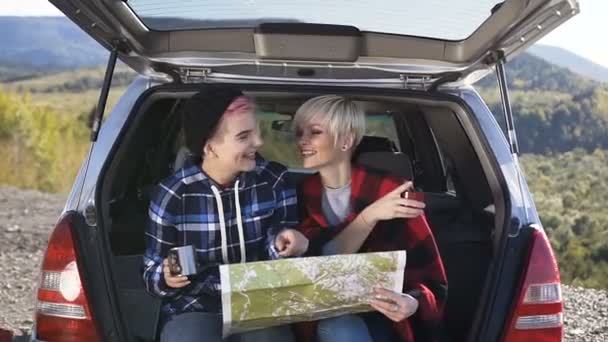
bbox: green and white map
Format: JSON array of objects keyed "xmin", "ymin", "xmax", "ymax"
[{"xmin": 220, "ymin": 250, "xmax": 406, "ymax": 336}]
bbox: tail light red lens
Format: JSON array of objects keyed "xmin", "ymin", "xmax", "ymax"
[
  {"xmin": 503, "ymin": 228, "xmax": 563, "ymax": 342},
  {"xmin": 35, "ymin": 214, "xmax": 101, "ymax": 342}
]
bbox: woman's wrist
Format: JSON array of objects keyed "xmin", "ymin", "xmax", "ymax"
[{"xmin": 360, "ymin": 208, "xmax": 377, "ymax": 227}]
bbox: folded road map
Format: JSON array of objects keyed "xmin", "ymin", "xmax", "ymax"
[{"xmin": 220, "ymin": 250, "xmax": 406, "ymax": 336}]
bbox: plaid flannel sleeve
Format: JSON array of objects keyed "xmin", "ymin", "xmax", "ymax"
[
  {"xmin": 142, "ymin": 182, "xmax": 183, "ymax": 298},
  {"xmin": 371, "ymin": 175, "xmax": 446, "ymax": 341},
  {"xmin": 397, "ymin": 213, "xmax": 448, "ymax": 342},
  {"xmin": 266, "ymin": 168, "xmax": 299, "ymax": 259}
]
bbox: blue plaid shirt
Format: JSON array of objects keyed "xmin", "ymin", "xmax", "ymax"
[{"xmin": 142, "ymin": 157, "xmax": 298, "ymax": 322}]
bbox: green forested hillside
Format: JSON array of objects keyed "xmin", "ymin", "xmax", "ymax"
[
  {"xmin": 477, "ymin": 52, "xmax": 598, "ymax": 92},
  {"xmin": 521, "ymin": 150, "xmax": 608, "ymax": 288},
  {"xmin": 1, "ymin": 65, "xmax": 134, "ymax": 114},
  {"xmin": 0, "ymin": 62, "xmax": 48, "ymax": 82},
  {"xmin": 2, "ymin": 65, "xmax": 135, "ymax": 94},
  {"xmin": 478, "ymin": 53, "xmax": 608, "ymax": 153},
  {"xmin": 477, "ymin": 54, "xmax": 608, "ymax": 287}
]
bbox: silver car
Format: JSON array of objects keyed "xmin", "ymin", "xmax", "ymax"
[{"xmin": 29, "ymin": 0, "xmax": 578, "ymax": 341}]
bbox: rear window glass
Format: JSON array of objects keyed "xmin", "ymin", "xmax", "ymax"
[
  {"xmin": 128, "ymin": 0, "xmax": 499, "ymax": 41},
  {"xmin": 257, "ymin": 111, "xmax": 398, "ymax": 168}
]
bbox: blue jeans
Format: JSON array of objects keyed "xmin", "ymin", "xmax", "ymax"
[
  {"xmin": 317, "ymin": 313, "xmax": 396, "ymax": 342},
  {"xmin": 160, "ymin": 312, "xmax": 295, "ymax": 342}
]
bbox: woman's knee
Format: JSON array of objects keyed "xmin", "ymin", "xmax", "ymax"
[
  {"xmin": 317, "ymin": 314, "xmax": 372, "ymax": 342},
  {"xmin": 160, "ymin": 312, "xmax": 223, "ymax": 342}
]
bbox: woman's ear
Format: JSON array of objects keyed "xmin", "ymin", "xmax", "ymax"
[
  {"xmin": 340, "ymin": 133, "xmax": 356, "ymax": 151},
  {"xmin": 203, "ymin": 142, "xmax": 216, "ymax": 159}
]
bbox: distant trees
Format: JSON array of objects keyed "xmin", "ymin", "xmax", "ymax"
[
  {"xmin": 478, "ymin": 54, "xmax": 608, "ymax": 154},
  {"xmin": 0, "ymin": 89, "xmax": 89, "ymax": 192},
  {"xmin": 24, "ymin": 71, "xmax": 135, "ymax": 93},
  {"xmin": 521, "ymin": 150, "xmax": 608, "ymax": 288},
  {"xmin": 478, "ymin": 53, "xmax": 597, "ymax": 93},
  {"xmin": 486, "ymin": 95, "xmax": 608, "ymax": 153}
]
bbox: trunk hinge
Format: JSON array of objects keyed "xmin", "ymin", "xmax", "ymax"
[
  {"xmin": 90, "ymin": 46, "xmax": 118, "ymax": 142},
  {"xmin": 181, "ymin": 68, "xmax": 212, "ymax": 83},
  {"xmin": 399, "ymin": 74, "xmax": 432, "ymax": 90},
  {"xmin": 400, "ymin": 72, "xmax": 462, "ymax": 92},
  {"xmin": 495, "ymin": 57, "xmax": 530, "ymax": 223},
  {"xmin": 399, "ymin": 74, "xmax": 410, "ymax": 88}
]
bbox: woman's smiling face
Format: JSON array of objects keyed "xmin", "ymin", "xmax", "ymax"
[
  {"xmin": 293, "ymin": 95, "xmax": 365, "ymax": 171},
  {"xmin": 206, "ymin": 97, "xmax": 262, "ymax": 174},
  {"xmin": 295, "ymin": 117, "xmax": 342, "ymax": 170}
]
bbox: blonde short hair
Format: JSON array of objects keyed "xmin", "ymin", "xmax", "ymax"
[{"xmin": 294, "ymin": 95, "xmax": 366, "ymax": 148}]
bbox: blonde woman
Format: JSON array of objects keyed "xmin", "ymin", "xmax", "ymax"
[{"xmin": 282, "ymin": 95, "xmax": 447, "ymax": 342}]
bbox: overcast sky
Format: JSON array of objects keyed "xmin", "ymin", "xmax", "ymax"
[{"xmin": 2, "ymin": 0, "xmax": 606, "ymax": 68}]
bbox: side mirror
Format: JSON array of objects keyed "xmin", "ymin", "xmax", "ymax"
[{"xmin": 271, "ymin": 120, "xmax": 293, "ymax": 133}]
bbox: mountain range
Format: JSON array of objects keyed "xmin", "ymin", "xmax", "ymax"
[
  {"xmin": 0, "ymin": 16, "xmax": 107, "ymax": 77},
  {"xmin": 528, "ymin": 45, "xmax": 608, "ymax": 83}
]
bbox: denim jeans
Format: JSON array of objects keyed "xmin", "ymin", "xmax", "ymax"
[
  {"xmin": 317, "ymin": 312, "xmax": 397, "ymax": 342},
  {"xmin": 160, "ymin": 312, "xmax": 295, "ymax": 342}
]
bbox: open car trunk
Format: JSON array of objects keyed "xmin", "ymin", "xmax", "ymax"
[
  {"xmin": 50, "ymin": 0, "xmax": 578, "ymax": 89},
  {"xmin": 97, "ymin": 83, "xmax": 503, "ymax": 341}
]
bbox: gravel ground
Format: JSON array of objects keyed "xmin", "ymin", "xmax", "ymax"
[
  {"xmin": 0, "ymin": 186, "xmax": 607, "ymax": 340},
  {"xmin": 0, "ymin": 187, "xmax": 66, "ymax": 337}
]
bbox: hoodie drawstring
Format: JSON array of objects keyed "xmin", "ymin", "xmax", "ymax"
[
  {"xmin": 233, "ymin": 180, "xmax": 247, "ymax": 263},
  {"xmin": 210, "ymin": 181, "xmax": 246, "ymax": 264}
]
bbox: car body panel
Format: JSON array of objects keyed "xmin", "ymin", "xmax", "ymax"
[
  {"xmin": 455, "ymin": 88, "xmax": 540, "ymax": 227},
  {"xmin": 48, "ymin": 78, "xmax": 545, "ymax": 342},
  {"xmin": 66, "ymin": 77, "xmax": 155, "ymax": 213}
]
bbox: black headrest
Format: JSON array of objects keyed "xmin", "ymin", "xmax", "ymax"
[
  {"xmin": 352, "ymin": 136, "xmax": 397, "ymax": 161},
  {"xmin": 355, "ymin": 151, "xmax": 414, "ymax": 181}
]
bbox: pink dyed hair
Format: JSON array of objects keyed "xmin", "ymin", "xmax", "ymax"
[{"xmin": 224, "ymin": 96, "xmax": 255, "ymax": 116}]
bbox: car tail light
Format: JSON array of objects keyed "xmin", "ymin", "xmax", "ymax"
[
  {"xmin": 35, "ymin": 214, "xmax": 101, "ymax": 341},
  {"xmin": 502, "ymin": 228, "xmax": 563, "ymax": 342}
]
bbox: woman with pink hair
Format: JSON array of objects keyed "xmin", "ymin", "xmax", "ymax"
[{"xmin": 143, "ymin": 87, "xmax": 306, "ymax": 342}]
